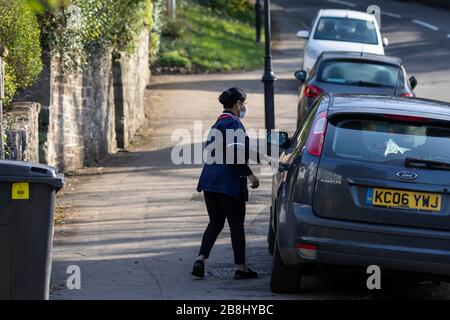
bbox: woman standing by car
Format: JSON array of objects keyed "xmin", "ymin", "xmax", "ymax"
[{"xmin": 192, "ymin": 87, "xmax": 260, "ymax": 280}]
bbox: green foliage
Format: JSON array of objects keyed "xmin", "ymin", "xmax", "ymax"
[
  {"xmin": 40, "ymin": 0, "xmax": 156, "ymax": 73},
  {"xmin": 159, "ymin": 50, "xmax": 192, "ymax": 69},
  {"xmin": 0, "ymin": 0, "xmax": 43, "ymax": 105},
  {"xmin": 149, "ymin": 0, "xmax": 164, "ymax": 63},
  {"xmin": 26, "ymin": 0, "xmax": 70, "ymax": 13},
  {"xmin": 161, "ymin": 16, "xmax": 190, "ymax": 40},
  {"xmin": 193, "ymin": 0, "xmax": 253, "ymax": 23},
  {"xmin": 156, "ymin": 1, "xmax": 263, "ymax": 72}
]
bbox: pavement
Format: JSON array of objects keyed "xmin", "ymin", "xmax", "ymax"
[{"xmin": 50, "ymin": 0, "xmax": 450, "ymax": 300}]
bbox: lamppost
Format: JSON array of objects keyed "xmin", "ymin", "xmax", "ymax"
[
  {"xmin": 255, "ymin": 0, "xmax": 262, "ymax": 42},
  {"xmin": 261, "ymin": 0, "xmax": 276, "ymax": 130},
  {"xmin": 0, "ymin": 47, "xmax": 8, "ymax": 160},
  {"xmin": 167, "ymin": 0, "xmax": 176, "ymax": 18}
]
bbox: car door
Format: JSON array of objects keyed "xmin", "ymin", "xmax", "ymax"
[{"xmin": 274, "ymin": 98, "xmax": 324, "ymax": 228}]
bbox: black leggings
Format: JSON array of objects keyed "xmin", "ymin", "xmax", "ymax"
[{"xmin": 199, "ymin": 191, "xmax": 246, "ymax": 265}]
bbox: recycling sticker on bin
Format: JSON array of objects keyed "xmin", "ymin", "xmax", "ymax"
[{"xmin": 12, "ymin": 182, "xmax": 30, "ymax": 200}]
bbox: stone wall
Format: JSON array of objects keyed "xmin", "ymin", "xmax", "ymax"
[
  {"xmin": 14, "ymin": 28, "xmax": 150, "ymax": 172},
  {"xmin": 45, "ymin": 49, "xmax": 116, "ymax": 171},
  {"xmin": 3, "ymin": 102, "xmax": 41, "ymax": 162},
  {"xmin": 114, "ymin": 29, "xmax": 150, "ymax": 149}
]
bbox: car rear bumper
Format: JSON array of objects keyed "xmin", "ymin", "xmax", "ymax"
[{"xmin": 279, "ymin": 202, "xmax": 450, "ymax": 277}]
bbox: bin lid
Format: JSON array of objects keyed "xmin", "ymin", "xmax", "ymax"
[{"xmin": 0, "ymin": 160, "xmax": 64, "ymax": 190}]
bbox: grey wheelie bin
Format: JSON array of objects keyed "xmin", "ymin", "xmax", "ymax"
[{"xmin": 0, "ymin": 160, "xmax": 64, "ymax": 300}]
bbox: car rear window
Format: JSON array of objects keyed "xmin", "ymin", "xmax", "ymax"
[
  {"xmin": 318, "ymin": 60, "xmax": 402, "ymax": 88},
  {"xmin": 324, "ymin": 116, "xmax": 450, "ymax": 165},
  {"xmin": 314, "ymin": 17, "xmax": 378, "ymax": 45}
]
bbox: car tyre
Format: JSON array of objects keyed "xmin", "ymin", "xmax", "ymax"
[
  {"xmin": 267, "ymin": 219, "xmax": 275, "ymax": 255},
  {"xmin": 270, "ymin": 235, "xmax": 302, "ymax": 293}
]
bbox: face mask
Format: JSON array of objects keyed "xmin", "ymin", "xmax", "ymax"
[{"xmin": 239, "ymin": 103, "xmax": 248, "ymax": 119}]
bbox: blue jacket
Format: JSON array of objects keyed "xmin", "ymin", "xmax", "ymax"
[{"xmin": 197, "ymin": 110, "xmax": 253, "ymax": 201}]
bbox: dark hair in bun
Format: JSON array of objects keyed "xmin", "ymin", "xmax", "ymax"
[{"xmin": 219, "ymin": 87, "xmax": 246, "ymax": 109}]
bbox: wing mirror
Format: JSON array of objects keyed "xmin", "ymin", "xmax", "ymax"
[
  {"xmin": 267, "ymin": 131, "xmax": 290, "ymax": 149},
  {"xmin": 382, "ymin": 37, "xmax": 389, "ymax": 47},
  {"xmin": 294, "ymin": 70, "xmax": 307, "ymax": 82},
  {"xmin": 409, "ymin": 76, "xmax": 418, "ymax": 90},
  {"xmin": 296, "ymin": 30, "xmax": 310, "ymax": 39}
]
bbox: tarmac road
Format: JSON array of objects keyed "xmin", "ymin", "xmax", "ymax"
[
  {"xmin": 279, "ymin": 0, "xmax": 450, "ymax": 102},
  {"xmin": 50, "ymin": 0, "xmax": 450, "ymax": 300}
]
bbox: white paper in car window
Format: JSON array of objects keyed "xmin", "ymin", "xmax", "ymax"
[{"xmin": 384, "ymin": 138, "xmax": 411, "ymax": 157}]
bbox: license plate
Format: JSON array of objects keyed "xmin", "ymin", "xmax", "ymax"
[{"xmin": 367, "ymin": 188, "xmax": 442, "ymax": 212}]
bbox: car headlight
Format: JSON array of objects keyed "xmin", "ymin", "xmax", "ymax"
[{"xmin": 306, "ymin": 46, "xmax": 319, "ymax": 60}]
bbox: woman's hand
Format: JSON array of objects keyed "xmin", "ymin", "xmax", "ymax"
[{"xmin": 248, "ymin": 174, "xmax": 260, "ymax": 189}]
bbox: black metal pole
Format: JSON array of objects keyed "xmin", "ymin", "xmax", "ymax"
[
  {"xmin": 255, "ymin": 0, "xmax": 262, "ymax": 42},
  {"xmin": 262, "ymin": 0, "xmax": 276, "ymax": 130}
]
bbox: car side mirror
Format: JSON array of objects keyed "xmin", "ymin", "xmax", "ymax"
[
  {"xmin": 409, "ymin": 76, "xmax": 418, "ymax": 90},
  {"xmin": 267, "ymin": 131, "xmax": 290, "ymax": 149},
  {"xmin": 294, "ymin": 70, "xmax": 307, "ymax": 82},
  {"xmin": 296, "ymin": 30, "xmax": 310, "ymax": 39},
  {"xmin": 382, "ymin": 37, "xmax": 389, "ymax": 47}
]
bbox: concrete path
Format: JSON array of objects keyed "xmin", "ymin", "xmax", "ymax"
[{"xmin": 50, "ymin": 0, "xmax": 300, "ymax": 300}]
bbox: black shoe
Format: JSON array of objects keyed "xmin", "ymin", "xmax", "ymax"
[
  {"xmin": 234, "ymin": 267, "xmax": 259, "ymax": 280},
  {"xmin": 192, "ymin": 260, "xmax": 205, "ymax": 279}
]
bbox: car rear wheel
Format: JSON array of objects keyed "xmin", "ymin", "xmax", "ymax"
[
  {"xmin": 267, "ymin": 220, "xmax": 275, "ymax": 255},
  {"xmin": 270, "ymin": 236, "xmax": 302, "ymax": 293}
]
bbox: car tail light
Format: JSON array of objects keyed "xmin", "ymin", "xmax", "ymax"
[
  {"xmin": 296, "ymin": 243, "xmax": 317, "ymax": 259},
  {"xmin": 400, "ymin": 92, "xmax": 414, "ymax": 97},
  {"xmin": 304, "ymin": 84, "xmax": 323, "ymax": 98},
  {"xmin": 306, "ymin": 111, "xmax": 328, "ymax": 156},
  {"xmin": 383, "ymin": 114, "xmax": 427, "ymax": 122}
]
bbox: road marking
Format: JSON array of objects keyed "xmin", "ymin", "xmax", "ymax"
[
  {"xmin": 325, "ymin": 0, "xmax": 356, "ymax": 7},
  {"xmin": 412, "ymin": 19, "xmax": 439, "ymax": 31},
  {"xmin": 381, "ymin": 11, "xmax": 402, "ymax": 19}
]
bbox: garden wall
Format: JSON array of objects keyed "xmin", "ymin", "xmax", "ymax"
[
  {"xmin": 114, "ymin": 29, "xmax": 150, "ymax": 149},
  {"xmin": 15, "ymin": 29, "xmax": 151, "ymax": 172},
  {"xmin": 4, "ymin": 102, "xmax": 41, "ymax": 163},
  {"xmin": 45, "ymin": 49, "xmax": 116, "ymax": 171}
]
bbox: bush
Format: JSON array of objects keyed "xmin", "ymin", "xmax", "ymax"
[
  {"xmin": 161, "ymin": 16, "xmax": 190, "ymax": 40},
  {"xmin": 0, "ymin": 0, "xmax": 43, "ymax": 105},
  {"xmin": 149, "ymin": 0, "xmax": 164, "ymax": 63},
  {"xmin": 158, "ymin": 50, "xmax": 192, "ymax": 69},
  {"xmin": 39, "ymin": 0, "xmax": 155, "ymax": 74},
  {"xmin": 194, "ymin": 0, "xmax": 253, "ymax": 22}
]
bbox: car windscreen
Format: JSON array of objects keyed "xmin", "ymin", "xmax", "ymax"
[
  {"xmin": 318, "ymin": 60, "xmax": 402, "ymax": 88},
  {"xmin": 314, "ymin": 17, "xmax": 378, "ymax": 45},
  {"xmin": 324, "ymin": 116, "xmax": 450, "ymax": 166}
]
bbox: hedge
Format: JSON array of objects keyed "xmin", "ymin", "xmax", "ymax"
[
  {"xmin": 0, "ymin": 0, "xmax": 43, "ymax": 105},
  {"xmin": 39, "ymin": 0, "xmax": 158, "ymax": 73}
]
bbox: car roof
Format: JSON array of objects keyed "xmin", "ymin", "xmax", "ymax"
[
  {"xmin": 318, "ymin": 9, "xmax": 375, "ymax": 21},
  {"xmin": 328, "ymin": 94, "xmax": 450, "ymax": 121},
  {"xmin": 318, "ymin": 51, "xmax": 402, "ymax": 66}
]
